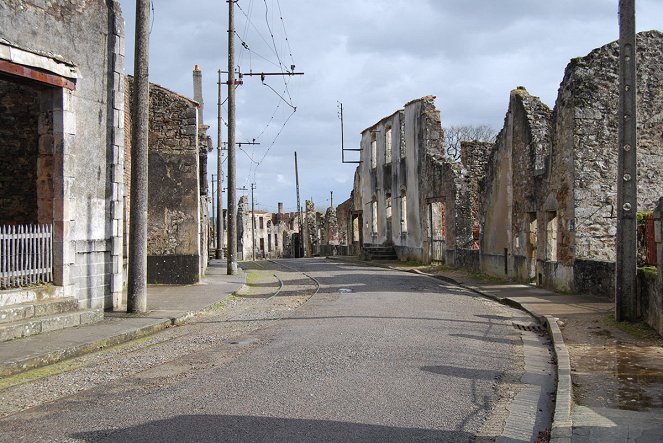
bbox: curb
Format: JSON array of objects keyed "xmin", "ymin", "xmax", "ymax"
[
  {"xmin": 421, "ymin": 271, "xmax": 573, "ymax": 443},
  {"xmin": 371, "ymin": 261, "xmax": 574, "ymax": 443}
]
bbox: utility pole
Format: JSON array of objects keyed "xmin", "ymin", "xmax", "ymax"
[
  {"xmin": 251, "ymin": 183, "xmax": 256, "ymax": 261},
  {"xmin": 211, "ymin": 173, "xmax": 216, "ymax": 249},
  {"xmin": 226, "ymin": 0, "xmax": 238, "ymax": 275},
  {"xmin": 294, "ymin": 151, "xmax": 303, "ymax": 258},
  {"xmin": 616, "ymin": 0, "xmax": 638, "ymax": 321},
  {"xmin": 127, "ymin": 0, "xmax": 150, "ymax": 313},
  {"xmin": 338, "ymin": 101, "xmax": 361, "ymax": 164},
  {"xmin": 216, "ymin": 70, "xmax": 224, "ymax": 260}
]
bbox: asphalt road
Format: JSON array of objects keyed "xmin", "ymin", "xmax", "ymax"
[{"xmin": 0, "ymin": 258, "xmax": 550, "ymax": 442}]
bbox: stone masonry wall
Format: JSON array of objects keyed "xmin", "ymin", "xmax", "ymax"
[
  {"xmin": 559, "ymin": 31, "xmax": 663, "ymax": 263},
  {"xmin": 125, "ymin": 78, "xmax": 201, "ymax": 284}
]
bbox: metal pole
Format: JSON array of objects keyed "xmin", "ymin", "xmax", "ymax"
[
  {"xmin": 295, "ymin": 152, "xmax": 303, "ymax": 258},
  {"xmin": 251, "ymin": 183, "xmax": 256, "ymax": 261},
  {"xmin": 616, "ymin": 0, "xmax": 638, "ymax": 321},
  {"xmin": 127, "ymin": 0, "xmax": 150, "ymax": 313},
  {"xmin": 216, "ymin": 70, "xmax": 224, "ymax": 259},
  {"xmin": 340, "ymin": 102, "xmax": 344, "ymax": 163},
  {"xmin": 227, "ymin": 0, "xmax": 238, "ymax": 274},
  {"xmin": 211, "ymin": 173, "xmax": 216, "ymax": 250}
]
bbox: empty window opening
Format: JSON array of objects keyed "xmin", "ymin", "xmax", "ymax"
[
  {"xmin": 400, "ymin": 193, "xmax": 408, "ymax": 233},
  {"xmin": 546, "ymin": 212, "xmax": 558, "ymax": 261},
  {"xmin": 385, "ymin": 127, "xmax": 392, "ymax": 164},
  {"xmin": 370, "ymin": 135, "xmax": 377, "ymax": 169}
]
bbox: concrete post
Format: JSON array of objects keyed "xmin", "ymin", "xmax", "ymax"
[
  {"xmin": 616, "ymin": 0, "xmax": 638, "ymax": 321},
  {"xmin": 226, "ymin": 0, "xmax": 238, "ymax": 274},
  {"xmin": 216, "ymin": 70, "xmax": 224, "ymax": 259},
  {"xmin": 127, "ymin": 0, "xmax": 150, "ymax": 313}
]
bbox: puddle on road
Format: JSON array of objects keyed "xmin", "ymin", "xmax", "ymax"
[
  {"xmin": 573, "ymin": 343, "xmax": 663, "ymax": 411},
  {"xmin": 338, "ymin": 288, "xmax": 353, "ymax": 293}
]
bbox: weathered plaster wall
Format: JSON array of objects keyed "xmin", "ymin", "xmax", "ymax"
[
  {"xmin": 358, "ymin": 111, "xmax": 401, "ymax": 248},
  {"xmin": 0, "ymin": 0, "xmax": 125, "ymax": 309},
  {"xmin": 125, "ymin": 78, "xmax": 201, "ymax": 284}
]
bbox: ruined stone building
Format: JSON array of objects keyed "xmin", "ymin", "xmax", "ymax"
[
  {"xmin": 481, "ymin": 31, "xmax": 663, "ymax": 296},
  {"xmin": 236, "ymin": 199, "xmax": 301, "ymax": 259},
  {"xmin": 352, "ymin": 96, "xmax": 485, "ymax": 263},
  {"xmin": 0, "ymin": 0, "xmax": 125, "ymax": 338},
  {"xmin": 349, "ymin": 31, "xmax": 662, "ymax": 307},
  {"xmin": 124, "ymin": 74, "xmax": 211, "ymax": 285}
]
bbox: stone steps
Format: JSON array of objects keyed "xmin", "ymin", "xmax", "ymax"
[
  {"xmin": 364, "ymin": 246, "xmax": 398, "ymax": 261},
  {"xmin": 0, "ymin": 298, "xmax": 103, "ymax": 342}
]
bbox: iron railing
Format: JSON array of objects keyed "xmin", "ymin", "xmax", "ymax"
[{"xmin": 0, "ymin": 224, "xmax": 53, "ymax": 289}]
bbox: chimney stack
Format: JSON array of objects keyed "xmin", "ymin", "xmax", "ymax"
[
  {"xmin": 278, "ymin": 202, "xmax": 284, "ymax": 214},
  {"xmin": 193, "ymin": 64, "xmax": 204, "ymax": 123}
]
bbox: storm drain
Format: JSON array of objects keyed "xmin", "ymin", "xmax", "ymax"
[{"xmin": 512, "ymin": 323, "xmax": 546, "ymax": 334}]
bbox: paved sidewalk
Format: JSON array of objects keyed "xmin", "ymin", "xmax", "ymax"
[
  {"xmin": 364, "ymin": 259, "xmax": 663, "ymax": 443},
  {"xmin": 0, "ymin": 260, "xmax": 245, "ymax": 378}
]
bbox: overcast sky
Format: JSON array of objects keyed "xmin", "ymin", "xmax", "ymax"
[{"xmin": 117, "ymin": 0, "xmax": 663, "ymax": 214}]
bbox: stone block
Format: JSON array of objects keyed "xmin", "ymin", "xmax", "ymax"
[
  {"xmin": 0, "ymin": 320, "xmax": 41, "ymax": 341},
  {"xmin": 41, "ymin": 313, "xmax": 81, "ymax": 333},
  {"xmin": 33, "ymin": 298, "xmax": 78, "ymax": 317},
  {"xmin": 0, "ymin": 304, "xmax": 34, "ymax": 324},
  {"xmin": 80, "ymin": 309, "xmax": 104, "ymax": 325}
]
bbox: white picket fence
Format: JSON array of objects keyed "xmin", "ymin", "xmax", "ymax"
[{"xmin": 0, "ymin": 224, "xmax": 53, "ymax": 290}]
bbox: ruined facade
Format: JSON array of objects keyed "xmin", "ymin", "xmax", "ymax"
[
  {"xmin": 481, "ymin": 31, "xmax": 663, "ymax": 296},
  {"xmin": 354, "ymin": 96, "xmax": 484, "ymax": 263},
  {"xmin": 236, "ymin": 199, "xmax": 301, "ymax": 260},
  {"xmin": 0, "ymin": 1, "xmax": 124, "ymax": 315},
  {"xmin": 125, "ymin": 78, "xmax": 210, "ymax": 285}
]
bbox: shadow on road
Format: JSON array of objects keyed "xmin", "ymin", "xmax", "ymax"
[{"xmin": 70, "ymin": 414, "xmax": 477, "ymax": 442}]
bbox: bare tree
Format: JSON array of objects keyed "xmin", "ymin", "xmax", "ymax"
[{"xmin": 443, "ymin": 124, "xmax": 496, "ymax": 161}]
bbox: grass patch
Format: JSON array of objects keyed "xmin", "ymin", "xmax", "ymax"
[
  {"xmin": 638, "ymin": 266, "xmax": 658, "ymax": 279},
  {"xmin": 245, "ymin": 270, "xmax": 272, "ymax": 286},
  {"xmin": 0, "ymin": 359, "xmax": 84, "ymax": 391},
  {"xmin": 603, "ymin": 314, "xmax": 663, "ymax": 342}
]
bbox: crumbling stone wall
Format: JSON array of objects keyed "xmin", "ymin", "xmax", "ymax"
[
  {"xmin": 479, "ymin": 31, "xmax": 663, "ymax": 297},
  {"xmin": 125, "ymin": 78, "xmax": 202, "ymax": 284},
  {"xmin": 482, "ymin": 88, "xmax": 553, "ymax": 282},
  {"xmin": 305, "ymin": 200, "xmax": 318, "ymax": 256},
  {"xmin": 336, "ymin": 197, "xmax": 353, "ymax": 247},
  {"xmin": 554, "ymin": 30, "xmax": 663, "ymax": 294},
  {"xmin": 324, "ymin": 207, "xmax": 340, "ymax": 246}
]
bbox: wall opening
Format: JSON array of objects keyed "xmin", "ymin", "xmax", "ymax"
[
  {"xmin": 546, "ymin": 211, "xmax": 558, "ymax": 261},
  {"xmin": 400, "ymin": 191, "xmax": 408, "ymax": 234},
  {"xmin": 0, "ymin": 74, "xmax": 60, "ymax": 290},
  {"xmin": 528, "ymin": 213, "xmax": 538, "ymax": 281},
  {"xmin": 0, "ymin": 77, "xmax": 55, "ymax": 226},
  {"xmin": 370, "ymin": 133, "xmax": 377, "ymax": 169},
  {"xmin": 430, "ymin": 201, "xmax": 446, "ymax": 263},
  {"xmin": 385, "ymin": 127, "xmax": 392, "ymax": 164},
  {"xmin": 371, "ymin": 199, "xmax": 378, "ymax": 237},
  {"xmin": 385, "ymin": 193, "xmax": 392, "ymax": 241}
]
